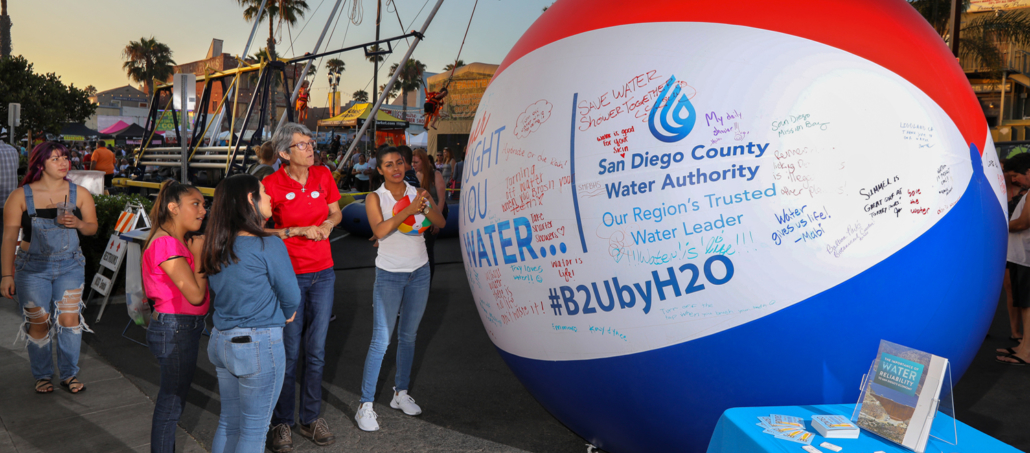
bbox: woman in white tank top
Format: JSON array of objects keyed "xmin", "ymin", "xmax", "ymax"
[{"xmin": 355, "ymin": 147, "xmax": 446, "ymax": 432}]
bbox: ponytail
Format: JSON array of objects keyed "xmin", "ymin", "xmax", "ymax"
[{"xmin": 144, "ymin": 180, "xmax": 200, "ymax": 248}]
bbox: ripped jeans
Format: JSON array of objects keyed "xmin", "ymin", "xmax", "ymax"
[{"xmin": 14, "ymin": 251, "xmax": 89, "ymax": 381}]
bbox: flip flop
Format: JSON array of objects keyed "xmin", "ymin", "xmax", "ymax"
[
  {"xmin": 35, "ymin": 379, "xmax": 53, "ymax": 394},
  {"xmin": 996, "ymin": 354, "xmax": 1028, "ymax": 366},
  {"xmin": 996, "ymin": 347, "xmax": 1018, "ymax": 355},
  {"xmin": 1012, "ymin": 336, "xmax": 1024, "ymax": 343},
  {"xmin": 60, "ymin": 376, "xmax": 86, "ymax": 394}
]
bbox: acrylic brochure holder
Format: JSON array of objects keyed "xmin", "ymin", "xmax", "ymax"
[{"xmin": 851, "ymin": 360, "xmax": 957, "ymax": 452}]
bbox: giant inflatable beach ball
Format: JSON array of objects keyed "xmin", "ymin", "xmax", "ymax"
[{"xmin": 458, "ymin": 1, "xmax": 1007, "ymax": 451}]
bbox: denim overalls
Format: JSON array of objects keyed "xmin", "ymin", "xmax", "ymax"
[{"xmin": 14, "ymin": 181, "xmax": 90, "ymax": 381}]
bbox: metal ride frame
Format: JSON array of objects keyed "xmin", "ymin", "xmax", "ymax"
[{"xmin": 130, "ymin": 31, "xmax": 419, "ymax": 182}]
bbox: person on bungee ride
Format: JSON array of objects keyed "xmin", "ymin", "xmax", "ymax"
[
  {"xmin": 422, "ymin": 86, "xmax": 449, "ymax": 130},
  {"xmin": 296, "ymin": 80, "xmax": 311, "ymax": 123}
]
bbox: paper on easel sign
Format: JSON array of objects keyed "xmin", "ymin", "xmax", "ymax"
[
  {"xmin": 91, "ymin": 273, "xmax": 112, "ymax": 296},
  {"xmin": 99, "ymin": 234, "xmax": 127, "ymax": 271},
  {"xmin": 124, "ymin": 242, "xmax": 149, "ymax": 326}
]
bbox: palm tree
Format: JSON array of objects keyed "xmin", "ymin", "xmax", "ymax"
[
  {"xmin": 389, "ymin": 59, "xmax": 427, "ymax": 112},
  {"xmin": 352, "ymin": 90, "xmax": 368, "ymax": 103},
  {"xmin": 379, "ymin": 84, "xmax": 399, "ymax": 104},
  {"xmin": 366, "ymin": 45, "xmax": 385, "ymax": 102},
  {"xmin": 236, "ymin": 0, "xmax": 309, "ymax": 62},
  {"xmin": 443, "ymin": 60, "xmax": 464, "ymax": 72},
  {"xmin": 959, "ymin": 11, "xmax": 1030, "ymax": 73},
  {"xmin": 911, "ymin": 1, "xmax": 1030, "ymax": 74},
  {"xmin": 326, "ymin": 58, "xmax": 345, "ymax": 74},
  {"xmin": 122, "ymin": 37, "xmax": 176, "ymax": 101},
  {"xmin": 911, "ymin": 2, "xmax": 1030, "ymax": 126},
  {"xmin": 84, "ymin": 85, "xmax": 97, "ymax": 97},
  {"xmin": 365, "ymin": 45, "xmax": 385, "ymax": 65},
  {"xmin": 249, "ymin": 47, "xmax": 283, "ymax": 85}
]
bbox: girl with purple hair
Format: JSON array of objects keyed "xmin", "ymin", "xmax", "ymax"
[{"xmin": 1, "ymin": 142, "xmax": 98, "ymax": 394}]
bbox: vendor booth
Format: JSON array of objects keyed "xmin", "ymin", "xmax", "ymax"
[
  {"xmin": 99, "ymin": 120, "xmax": 131, "ymax": 135},
  {"xmin": 317, "ymin": 103, "xmax": 409, "ymax": 147},
  {"xmin": 59, "ymin": 122, "xmax": 100, "ymax": 142},
  {"xmin": 112, "ymin": 123, "xmax": 150, "ymax": 147}
]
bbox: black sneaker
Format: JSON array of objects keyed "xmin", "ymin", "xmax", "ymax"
[
  {"xmin": 268, "ymin": 423, "xmax": 293, "ymax": 452},
  {"xmin": 297, "ymin": 418, "xmax": 336, "ymax": 446}
]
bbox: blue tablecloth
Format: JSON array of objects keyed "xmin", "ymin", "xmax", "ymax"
[{"xmin": 707, "ymin": 404, "xmax": 1022, "ymax": 453}]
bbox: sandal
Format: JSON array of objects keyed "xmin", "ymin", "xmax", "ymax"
[
  {"xmin": 60, "ymin": 376, "xmax": 86, "ymax": 394},
  {"xmin": 35, "ymin": 379, "xmax": 53, "ymax": 394},
  {"xmin": 996, "ymin": 354, "xmax": 1028, "ymax": 366}
]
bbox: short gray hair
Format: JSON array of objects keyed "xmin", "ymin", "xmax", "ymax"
[{"xmin": 272, "ymin": 122, "xmax": 314, "ymax": 156}]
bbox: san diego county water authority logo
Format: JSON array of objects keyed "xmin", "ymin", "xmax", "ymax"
[{"xmin": 648, "ymin": 75, "xmax": 696, "ymax": 142}]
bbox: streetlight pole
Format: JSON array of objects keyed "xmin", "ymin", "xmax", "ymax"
[
  {"xmin": 328, "ymin": 71, "xmax": 335, "ymax": 115},
  {"xmin": 328, "ymin": 69, "xmax": 341, "ymax": 115},
  {"xmin": 334, "ymin": 72, "xmax": 341, "ymax": 115}
]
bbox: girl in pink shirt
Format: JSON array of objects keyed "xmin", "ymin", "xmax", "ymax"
[{"xmin": 142, "ymin": 181, "xmax": 208, "ymax": 453}]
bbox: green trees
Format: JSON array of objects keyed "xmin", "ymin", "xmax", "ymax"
[
  {"xmin": 0, "ymin": 56, "xmax": 95, "ymax": 142},
  {"xmin": 353, "ymin": 90, "xmax": 369, "ymax": 103},
  {"xmin": 237, "ymin": 0, "xmax": 309, "ymax": 63},
  {"xmin": 121, "ymin": 37, "xmax": 176, "ymax": 101},
  {"xmin": 388, "ymin": 59, "xmax": 427, "ymax": 111}
]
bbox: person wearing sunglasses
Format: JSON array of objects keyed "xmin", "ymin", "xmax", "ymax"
[{"xmin": 262, "ymin": 123, "xmax": 342, "ymax": 451}]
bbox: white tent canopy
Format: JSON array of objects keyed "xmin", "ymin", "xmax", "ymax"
[{"xmin": 406, "ymin": 131, "xmax": 428, "ymax": 148}]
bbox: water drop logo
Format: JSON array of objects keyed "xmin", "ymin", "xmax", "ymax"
[{"xmin": 648, "ymin": 76, "xmax": 696, "ymax": 142}]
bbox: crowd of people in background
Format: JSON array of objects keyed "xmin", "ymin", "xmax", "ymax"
[
  {"xmin": 26, "ymin": 131, "xmax": 467, "ymax": 201},
  {"xmin": 0, "ymin": 123, "xmax": 460, "ymax": 453},
  {"xmin": 301, "ymin": 132, "xmax": 465, "ymax": 196}
]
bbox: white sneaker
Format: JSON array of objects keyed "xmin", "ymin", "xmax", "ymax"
[
  {"xmin": 355, "ymin": 402, "xmax": 380, "ymax": 431},
  {"xmin": 390, "ymin": 387, "xmax": 422, "ymax": 416}
]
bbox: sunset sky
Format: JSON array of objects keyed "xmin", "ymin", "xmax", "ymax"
[{"xmin": 10, "ymin": 0, "xmax": 551, "ymax": 104}]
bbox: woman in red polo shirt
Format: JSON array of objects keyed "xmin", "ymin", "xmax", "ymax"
[{"xmin": 262, "ymin": 123, "xmax": 342, "ymax": 451}]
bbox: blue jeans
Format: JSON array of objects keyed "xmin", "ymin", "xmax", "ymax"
[
  {"xmin": 147, "ymin": 312, "xmax": 204, "ymax": 453},
  {"xmin": 273, "ymin": 268, "xmax": 335, "ymax": 426},
  {"xmin": 208, "ymin": 326, "xmax": 285, "ymax": 453},
  {"xmin": 360, "ymin": 263, "xmax": 431, "ymax": 403},
  {"xmin": 14, "ymin": 251, "xmax": 89, "ymax": 381}
]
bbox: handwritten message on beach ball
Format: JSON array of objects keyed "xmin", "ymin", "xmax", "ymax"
[{"xmin": 458, "ymin": 1, "xmax": 1007, "ymax": 451}]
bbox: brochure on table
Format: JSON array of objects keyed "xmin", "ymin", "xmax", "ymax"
[{"xmin": 851, "ymin": 340, "xmax": 956, "ymax": 452}]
